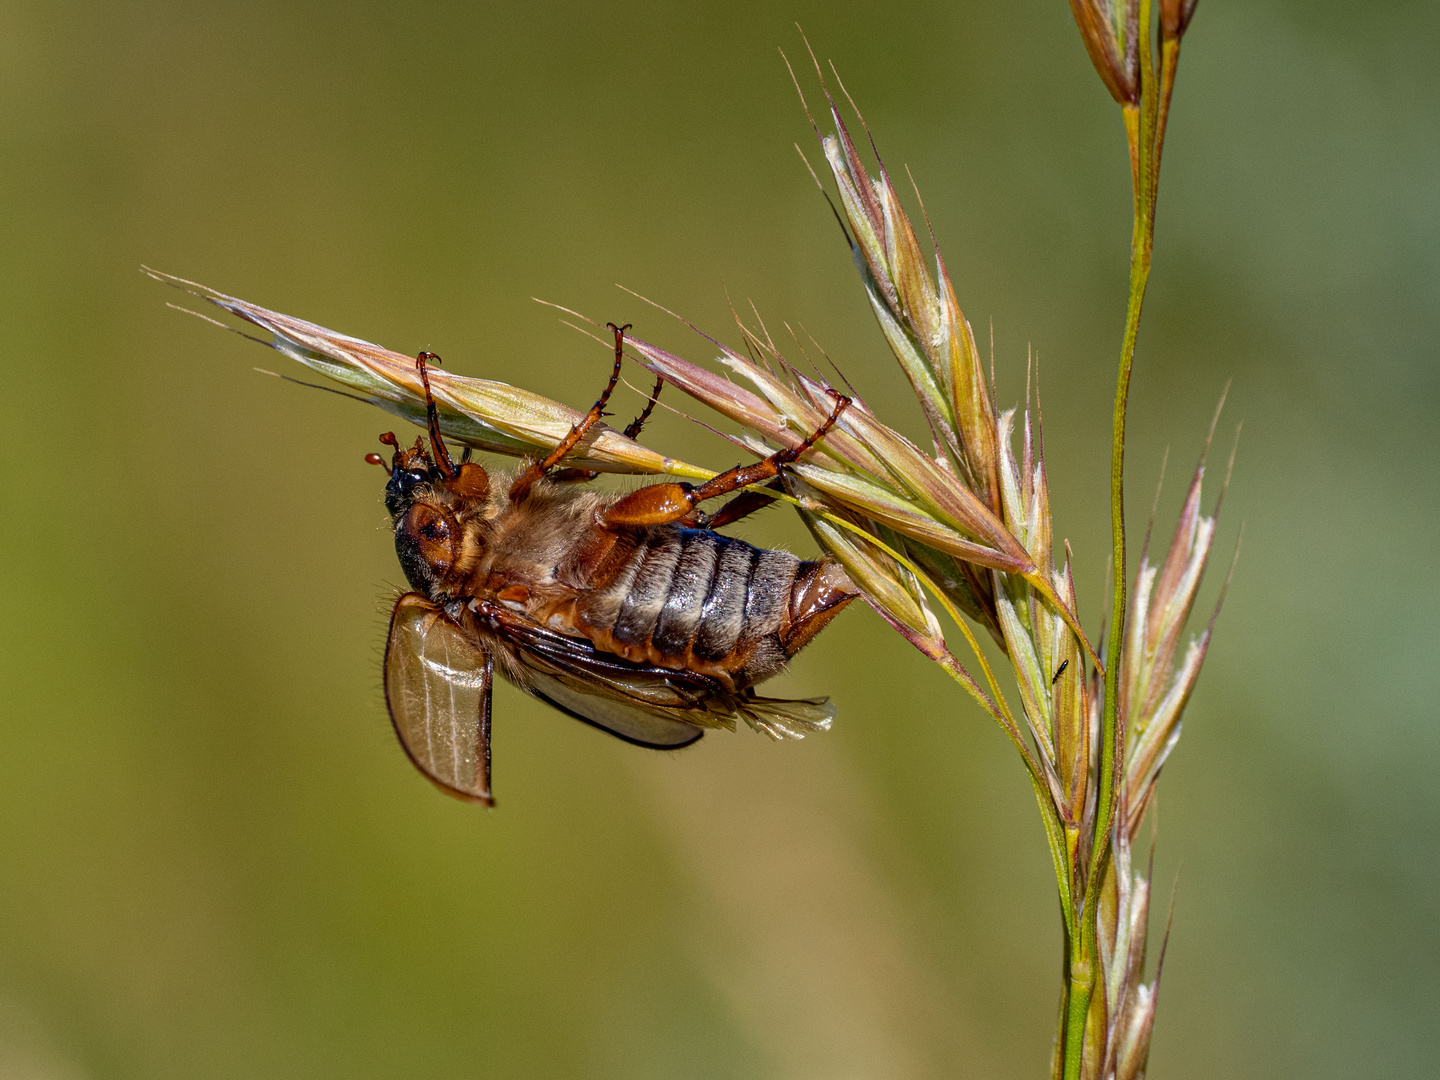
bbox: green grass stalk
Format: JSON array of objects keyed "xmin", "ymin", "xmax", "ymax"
[{"xmin": 1060, "ymin": 1, "xmax": 1171, "ymax": 1072}]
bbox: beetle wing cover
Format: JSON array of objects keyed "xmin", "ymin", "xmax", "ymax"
[{"xmin": 384, "ymin": 593, "xmax": 494, "ymax": 803}]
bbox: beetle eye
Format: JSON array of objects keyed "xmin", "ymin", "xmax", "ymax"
[
  {"xmin": 385, "ymin": 469, "xmax": 431, "ymax": 516},
  {"xmin": 396, "ymin": 503, "xmax": 457, "ymax": 589}
]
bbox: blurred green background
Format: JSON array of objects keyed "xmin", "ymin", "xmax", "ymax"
[{"xmin": 1, "ymin": 1, "xmax": 1436, "ymax": 1077}]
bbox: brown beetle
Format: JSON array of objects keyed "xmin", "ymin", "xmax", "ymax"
[{"xmin": 373, "ymin": 325, "xmax": 857, "ymax": 805}]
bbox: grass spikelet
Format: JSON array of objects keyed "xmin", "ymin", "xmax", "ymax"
[{"xmin": 145, "ymin": 268, "xmax": 711, "ymax": 480}]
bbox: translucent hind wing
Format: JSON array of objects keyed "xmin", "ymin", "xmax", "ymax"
[
  {"xmin": 479, "ymin": 601, "xmax": 725, "ymax": 745},
  {"xmin": 524, "ymin": 670, "xmax": 706, "ymax": 749},
  {"xmin": 481, "ymin": 603, "xmax": 833, "ymax": 742},
  {"xmin": 737, "ymin": 695, "xmax": 837, "ymax": 740}
]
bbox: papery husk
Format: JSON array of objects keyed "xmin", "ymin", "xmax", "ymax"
[{"xmin": 146, "ymin": 269, "xmax": 710, "ymax": 479}]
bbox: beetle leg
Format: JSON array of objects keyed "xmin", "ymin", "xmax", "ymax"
[
  {"xmin": 548, "ymin": 467, "xmax": 599, "ymax": 484},
  {"xmin": 622, "ymin": 375, "xmax": 664, "ymax": 441},
  {"xmin": 521, "ymin": 354, "xmax": 660, "ymax": 488},
  {"xmin": 414, "ymin": 352, "xmax": 456, "ymax": 478},
  {"xmin": 509, "ymin": 322, "xmax": 630, "ymax": 501},
  {"xmin": 701, "ymin": 488, "xmax": 779, "ymax": 530},
  {"xmin": 602, "ymin": 391, "xmax": 850, "ymax": 528},
  {"xmin": 406, "ymin": 362, "xmax": 490, "ymax": 498}
]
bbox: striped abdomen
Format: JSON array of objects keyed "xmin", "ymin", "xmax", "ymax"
[{"xmin": 578, "ymin": 527, "xmax": 855, "ymax": 690}]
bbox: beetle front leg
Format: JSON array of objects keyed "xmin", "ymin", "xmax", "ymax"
[{"xmin": 509, "ymin": 321, "xmax": 630, "ymax": 501}]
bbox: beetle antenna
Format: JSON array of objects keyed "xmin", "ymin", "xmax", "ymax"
[{"xmin": 376, "ymin": 431, "xmax": 402, "ymax": 471}]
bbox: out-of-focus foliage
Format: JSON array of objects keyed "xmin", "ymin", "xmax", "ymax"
[{"xmin": 0, "ymin": 2, "xmax": 1435, "ymax": 1078}]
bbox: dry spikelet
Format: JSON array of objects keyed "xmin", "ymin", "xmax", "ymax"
[
  {"xmin": 1093, "ymin": 407, "xmax": 1238, "ymax": 1079},
  {"xmin": 620, "ymin": 321, "xmax": 1034, "ymax": 575},
  {"xmin": 785, "ymin": 60, "xmax": 1104, "ymax": 669},
  {"xmin": 144, "ymin": 269, "xmax": 711, "ymax": 480},
  {"xmin": 1066, "ymin": 0, "xmax": 1141, "ymax": 105},
  {"xmin": 787, "ymin": 52, "xmax": 1001, "ymax": 516},
  {"xmin": 1120, "ymin": 408, "xmax": 1239, "ymax": 839},
  {"xmin": 1160, "ymin": 0, "xmax": 1200, "ymax": 41}
]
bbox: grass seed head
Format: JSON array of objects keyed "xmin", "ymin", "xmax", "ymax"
[
  {"xmin": 620, "ymin": 326, "xmax": 1034, "ymax": 576},
  {"xmin": 146, "ymin": 270, "xmax": 711, "ymax": 480},
  {"xmin": 1120, "ymin": 425, "xmax": 1236, "ymax": 841},
  {"xmin": 810, "ymin": 93, "xmax": 1001, "ymax": 514},
  {"xmin": 1066, "ymin": 1, "xmax": 1141, "ymax": 105},
  {"xmin": 1160, "ymin": 0, "xmax": 1200, "ymax": 41}
]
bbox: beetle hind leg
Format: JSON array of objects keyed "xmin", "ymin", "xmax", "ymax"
[{"xmin": 602, "ymin": 392, "xmax": 850, "ymax": 528}]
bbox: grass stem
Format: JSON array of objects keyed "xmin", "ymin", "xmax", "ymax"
[{"xmin": 1059, "ymin": 0, "xmax": 1179, "ymax": 1069}]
